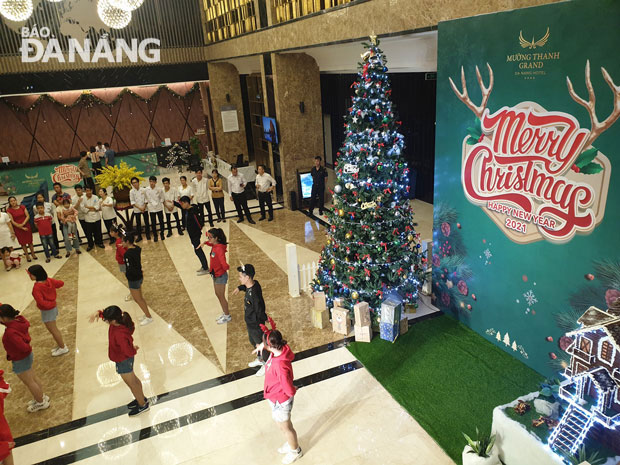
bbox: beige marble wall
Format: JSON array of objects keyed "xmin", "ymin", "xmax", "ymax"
[
  {"xmin": 207, "ymin": 62, "xmax": 249, "ymax": 163},
  {"xmin": 272, "ymin": 53, "xmax": 324, "ymax": 207},
  {"xmin": 204, "ymin": 0, "xmax": 561, "ymax": 61}
]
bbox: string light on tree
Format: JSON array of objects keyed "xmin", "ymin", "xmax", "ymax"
[{"xmin": 313, "ymin": 36, "xmax": 423, "ymax": 321}]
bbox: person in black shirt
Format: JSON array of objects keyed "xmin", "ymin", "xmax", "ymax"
[
  {"xmin": 309, "ymin": 156, "xmax": 328, "ymax": 215},
  {"xmin": 232, "ymin": 263, "xmax": 268, "ymax": 376},
  {"xmin": 122, "ymin": 231, "xmax": 153, "ymax": 326},
  {"xmin": 179, "ymin": 196, "xmax": 209, "ymax": 276}
]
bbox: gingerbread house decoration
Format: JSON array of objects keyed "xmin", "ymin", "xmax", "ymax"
[{"xmin": 548, "ymin": 304, "xmax": 620, "ymax": 456}]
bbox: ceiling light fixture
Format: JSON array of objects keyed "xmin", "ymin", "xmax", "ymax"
[
  {"xmin": 0, "ymin": 0, "xmax": 34, "ymax": 22},
  {"xmin": 108, "ymin": 0, "xmax": 144, "ymax": 12},
  {"xmin": 97, "ymin": 0, "xmax": 131, "ymax": 29}
]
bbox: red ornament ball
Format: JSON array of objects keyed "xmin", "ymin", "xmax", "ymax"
[
  {"xmin": 522, "ymin": 275, "xmax": 528, "ymax": 282},
  {"xmin": 546, "ymin": 336, "xmax": 553, "ymax": 342},
  {"xmin": 467, "ymin": 304, "xmax": 472, "ymax": 310},
  {"xmin": 457, "ymin": 223, "xmax": 461, "ymax": 229}
]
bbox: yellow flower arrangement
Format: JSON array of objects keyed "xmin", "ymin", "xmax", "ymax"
[{"xmin": 95, "ymin": 161, "xmax": 144, "ymax": 190}]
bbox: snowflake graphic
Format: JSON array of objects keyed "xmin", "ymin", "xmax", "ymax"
[
  {"xmin": 478, "ymin": 247, "xmax": 493, "ymax": 265},
  {"xmin": 523, "ymin": 290, "xmax": 538, "ymax": 306},
  {"xmin": 484, "ymin": 248, "xmax": 492, "ymax": 260}
]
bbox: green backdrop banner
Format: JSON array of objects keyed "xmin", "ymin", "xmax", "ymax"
[
  {"xmin": 0, "ymin": 153, "xmax": 160, "ymax": 195},
  {"xmin": 434, "ymin": 0, "xmax": 620, "ymax": 376}
]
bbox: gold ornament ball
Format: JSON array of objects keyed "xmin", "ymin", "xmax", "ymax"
[
  {"xmin": 338, "ymin": 209, "xmax": 345, "ymax": 217},
  {"xmin": 351, "ymin": 291, "xmax": 359, "ymax": 300},
  {"xmin": 407, "ymin": 234, "xmax": 414, "ymax": 242},
  {"xmin": 345, "ymin": 232, "xmax": 352, "ymax": 239},
  {"xmin": 326, "ymin": 239, "xmax": 332, "ymax": 246},
  {"xmin": 330, "ymin": 258, "xmax": 336, "ymax": 266}
]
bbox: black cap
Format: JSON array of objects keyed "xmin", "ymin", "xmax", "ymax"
[{"xmin": 237, "ymin": 263, "xmax": 255, "ymax": 278}]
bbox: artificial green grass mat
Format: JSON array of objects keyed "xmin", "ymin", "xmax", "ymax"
[{"xmin": 347, "ymin": 315, "xmax": 545, "ymax": 464}]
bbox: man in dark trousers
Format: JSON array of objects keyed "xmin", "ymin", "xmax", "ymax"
[
  {"xmin": 232, "ymin": 263, "xmax": 268, "ymax": 376},
  {"xmin": 309, "ymin": 156, "xmax": 328, "ymax": 216},
  {"xmin": 227, "ymin": 165, "xmax": 255, "ymax": 224},
  {"xmin": 179, "ymin": 196, "xmax": 209, "ymax": 276}
]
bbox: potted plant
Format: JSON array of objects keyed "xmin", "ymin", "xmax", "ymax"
[
  {"xmin": 95, "ymin": 161, "xmax": 144, "ymax": 203},
  {"xmin": 462, "ymin": 428, "xmax": 499, "ymax": 465}
]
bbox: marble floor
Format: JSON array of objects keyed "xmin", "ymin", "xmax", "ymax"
[{"xmin": 0, "ymin": 180, "xmax": 443, "ymax": 464}]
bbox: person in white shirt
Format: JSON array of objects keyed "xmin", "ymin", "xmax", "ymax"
[
  {"xmin": 35, "ymin": 192, "xmax": 60, "ymax": 248},
  {"xmin": 98, "ymin": 188, "xmax": 117, "ymax": 245},
  {"xmin": 228, "ymin": 165, "xmax": 255, "ymax": 224},
  {"xmin": 192, "ymin": 169, "xmax": 214, "ymax": 228},
  {"xmin": 129, "ymin": 177, "xmax": 150, "ymax": 242},
  {"xmin": 255, "ymin": 164, "xmax": 276, "ymax": 222},
  {"xmin": 72, "ymin": 184, "xmax": 88, "ymax": 238},
  {"xmin": 145, "ymin": 176, "xmax": 166, "ymax": 242},
  {"xmin": 81, "ymin": 186, "xmax": 104, "ymax": 250},
  {"xmin": 162, "ymin": 177, "xmax": 183, "ymax": 237},
  {"xmin": 177, "ymin": 175, "xmax": 193, "ymax": 231}
]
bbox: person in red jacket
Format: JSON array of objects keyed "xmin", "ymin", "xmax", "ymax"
[
  {"xmin": 254, "ymin": 318, "xmax": 302, "ymax": 464},
  {"xmin": 198, "ymin": 228, "xmax": 230, "ymax": 324},
  {"xmin": 90, "ymin": 305, "xmax": 150, "ymax": 417},
  {"xmin": 27, "ymin": 265, "xmax": 69, "ymax": 356},
  {"xmin": 0, "ymin": 304, "xmax": 50, "ymax": 413},
  {"xmin": 0, "ymin": 370, "xmax": 15, "ymax": 465},
  {"xmin": 109, "ymin": 225, "xmax": 132, "ymax": 302}
]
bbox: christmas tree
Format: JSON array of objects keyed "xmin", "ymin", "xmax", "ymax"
[{"xmin": 313, "ymin": 36, "xmax": 423, "ymax": 321}]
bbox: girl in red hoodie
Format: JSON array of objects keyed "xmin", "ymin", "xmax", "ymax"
[
  {"xmin": 109, "ymin": 225, "xmax": 132, "ymax": 302},
  {"xmin": 27, "ymin": 265, "xmax": 69, "ymax": 356},
  {"xmin": 0, "ymin": 304, "xmax": 50, "ymax": 413},
  {"xmin": 90, "ymin": 305, "xmax": 149, "ymax": 417},
  {"xmin": 198, "ymin": 228, "xmax": 230, "ymax": 324},
  {"xmin": 0, "ymin": 370, "xmax": 15, "ymax": 464},
  {"xmin": 254, "ymin": 320, "xmax": 302, "ymax": 464}
]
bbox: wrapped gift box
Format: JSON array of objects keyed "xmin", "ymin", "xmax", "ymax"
[
  {"xmin": 313, "ymin": 291, "xmax": 327, "ymax": 311},
  {"xmin": 399, "ymin": 316, "xmax": 408, "ymax": 335},
  {"xmin": 380, "ymin": 298, "xmax": 402, "ymax": 325},
  {"xmin": 311, "ymin": 309, "xmax": 329, "ymax": 329},
  {"xmin": 354, "ymin": 301, "xmax": 371, "ymax": 326},
  {"xmin": 404, "ymin": 302, "xmax": 417, "ymax": 314},
  {"xmin": 354, "ymin": 324, "xmax": 372, "ymax": 343},
  {"xmin": 380, "ymin": 322, "xmax": 399, "ymax": 342},
  {"xmin": 331, "ymin": 307, "xmax": 351, "ymax": 335}
]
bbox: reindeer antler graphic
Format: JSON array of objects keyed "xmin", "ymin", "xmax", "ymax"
[
  {"xmin": 449, "ymin": 63, "xmax": 494, "ymax": 120},
  {"xmin": 567, "ymin": 60, "xmax": 620, "ymax": 149}
]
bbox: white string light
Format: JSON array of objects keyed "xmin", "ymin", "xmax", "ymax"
[
  {"xmin": 0, "ymin": 0, "xmax": 33, "ymax": 21},
  {"xmin": 97, "ymin": 0, "xmax": 131, "ymax": 29}
]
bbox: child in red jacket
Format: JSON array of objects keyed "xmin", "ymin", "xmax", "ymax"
[
  {"xmin": 198, "ymin": 228, "xmax": 230, "ymax": 324},
  {"xmin": 253, "ymin": 319, "xmax": 302, "ymax": 464},
  {"xmin": 90, "ymin": 305, "xmax": 150, "ymax": 417},
  {"xmin": 109, "ymin": 225, "xmax": 132, "ymax": 302},
  {"xmin": 0, "ymin": 304, "xmax": 50, "ymax": 413},
  {"xmin": 27, "ymin": 265, "xmax": 69, "ymax": 356},
  {"xmin": 0, "ymin": 370, "xmax": 15, "ymax": 464}
]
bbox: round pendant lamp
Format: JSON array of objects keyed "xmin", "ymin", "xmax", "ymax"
[
  {"xmin": 108, "ymin": 0, "xmax": 144, "ymax": 12},
  {"xmin": 97, "ymin": 0, "xmax": 131, "ymax": 29},
  {"xmin": 0, "ymin": 0, "xmax": 34, "ymax": 22}
]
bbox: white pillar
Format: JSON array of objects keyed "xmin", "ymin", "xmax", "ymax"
[{"xmin": 286, "ymin": 243, "xmax": 300, "ymax": 298}]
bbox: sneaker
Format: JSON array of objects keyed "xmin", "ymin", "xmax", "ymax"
[
  {"xmin": 128, "ymin": 401, "xmax": 150, "ymax": 417},
  {"xmin": 86, "ymin": 246, "xmax": 93, "ymax": 252},
  {"xmin": 222, "ymin": 219, "xmax": 226, "ymax": 223},
  {"xmin": 52, "ymin": 346, "xmax": 69, "ymax": 357},
  {"xmin": 65, "ymin": 252, "xmax": 70, "ymax": 258},
  {"xmin": 217, "ymin": 314, "xmax": 232, "ymax": 324},
  {"xmin": 282, "ymin": 448, "xmax": 303, "ymax": 464},
  {"xmin": 76, "ymin": 249, "xmax": 82, "ymax": 255},
  {"xmin": 127, "ymin": 397, "xmax": 147, "ymax": 409},
  {"xmin": 278, "ymin": 442, "xmax": 292, "ymax": 454},
  {"xmin": 167, "ymin": 232, "xmax": 173, "ymax": 237},
  {"xmin": 154, "ymin": 237, "xmax": 158, "ymax": 243},
  {"xmin": 54, "ymin": 255, "xmax": 61, "ymax": 259},
  {"xmin": 259, "ymin": 217, "xmax": 266, "ymax": 221},
  {"xmin": 125, "ymin": 294, "xmax": 132, "ymax": 301},
  {"xmin": 268, "ymin": 218, "xmax": 274, "ymax": 222},
  {"xmin": 255, "ymin": 365, "xmax": 266, "ymax": 377},
  {"xmin": 248, "ymin": 358, "xmax": 263, "ymax": 368},
  {"xmin": 138, "ymin": 315, "xmax": 146, "ymax": 321},
  {"xmin": 178, "ymin": 230, "xmax": 184, "ymax": 236},
  {"xmin": 97, "ymin": 244, "xmax": 105, "ymax": 249},
  {"xmin": 27, "ymin": 394, "xmax": 49, "ymax": 408},
  {"xmin": 140, "ymin": 317, "xmax": 153, "ymax": 326},
  {"xmin": 27, "ymin": 397, "xmax": 51, "ymax": 413},
  {"xmin": 197, "ymin": 269, "xmax": 209, "ymax": 276},
  {"xmin": 248, "ymin": 219, "xmax": 256, "ymax": 224},
  {"xmin": 45, "ymin": 258, "xmax": 51, "ymax": 263}
]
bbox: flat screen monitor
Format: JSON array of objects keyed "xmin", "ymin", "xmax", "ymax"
[
  {"xmin": 262, "ymin": 116, "xmax": 278, "ymax": 144},
  {"xmin": 299, "ymin": 171, "xmax": 313, "ymax": 200}
]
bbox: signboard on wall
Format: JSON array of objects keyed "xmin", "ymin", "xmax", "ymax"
[
  {"xmin": 434, "ymin": 0, "xmax": 620, "ymax": 376},
  {"xmin": 221, "ymin": 105, "xmax": 239, "ymax": 132},
  {"xmin": 0, "ymin": 153, "xmax": 160, "ymax": 196}
]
